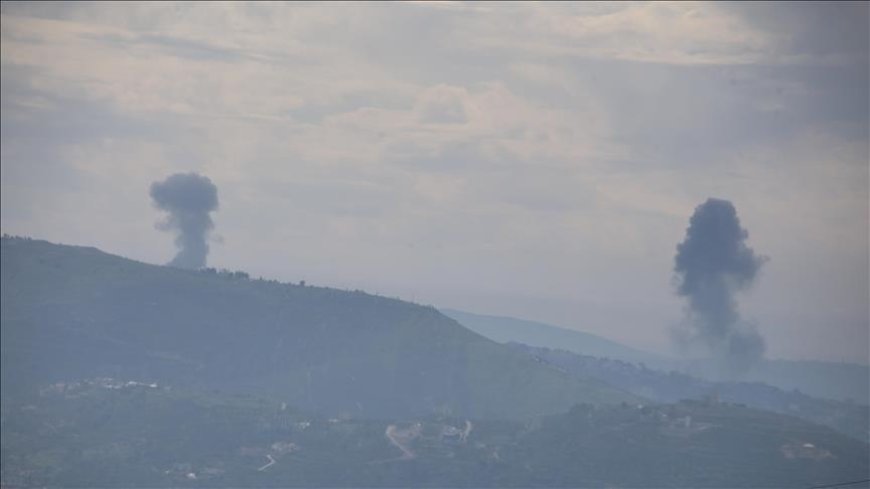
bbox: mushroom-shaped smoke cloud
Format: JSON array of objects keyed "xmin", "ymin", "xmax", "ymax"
[{"xmin": 150, "ymin": 173, "xmax": 219, "ymax": 269}]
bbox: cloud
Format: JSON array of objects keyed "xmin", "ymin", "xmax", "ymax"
[
  {"xmin": 1, "ymin": 2, "xmax": 867, "ymax": 363},
  {"xmin": 721, "ymin": 2, "xmax": 869, "ymax": 63},
  {"xmin": 415, "ymin": 85, "xmax": 469, "ymax": 124}
]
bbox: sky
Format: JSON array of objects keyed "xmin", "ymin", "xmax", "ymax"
[{"xmin": 1, "ymin": 2, "xmax": 868, "ymax": 364}]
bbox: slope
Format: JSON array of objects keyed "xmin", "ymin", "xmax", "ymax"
[
  {"xmin": 441, "ymin": 308, "xmax": 669, "ymax": 368},
  {"xmin": 0, "ymin": 236, "xmax": 634, "ymax": 419},
  {"xmin": 509, "ymin": 342, "xmax": 870, "ymax": 442},
  {"xmin": 444, "ymin": 308, "xmax": 870, "ymax": 402},
  {"xmin": 2, "ymin": 383, "xmax": 866, "ymax": 488}
]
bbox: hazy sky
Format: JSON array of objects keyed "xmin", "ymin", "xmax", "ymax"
[{"xmin": 2, "ymin": 2, "xmax": 868, "ymax": 364}]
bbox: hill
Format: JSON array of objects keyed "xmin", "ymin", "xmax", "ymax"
[
  {"xmin": 0, "ymin": 236, "xmax": 634, "ymax": 419},
  {"xmin": 445, "ymin": 309, "xmax": 870, "ymax": 403},
  {"xmin": 509, "ymin": 342, "xmax": 870, "ymax": 442},
  {"xmin": 441, "ymin": 308, "xmax": 668, "ymax": 367},
  {"xmin": 2, "ymin": 383, "xmax": 866, "ymax": 487},
  {"xmin": 736, "ymin": 358, "xmax": 870, "ymax": 405}
]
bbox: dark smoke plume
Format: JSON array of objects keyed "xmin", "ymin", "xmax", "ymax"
[
  {"xmin": 150, "ymin": 173, "xmax": 219, "ymax": 269},
  {"xmin": 674, "ymin": 198, "xmax": 766, "ymax": 371}
]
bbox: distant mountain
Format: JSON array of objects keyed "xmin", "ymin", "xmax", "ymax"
[
  {"xmin": 735, "ymin": 359, "xmax": 869, "ymax": 405},
  {"xmin": 3, "ymin": 383, "xmax": 866, "ymax": 487},
  {"xmin": 444, "ymin": 308, "xmax": 870, "ymax": 403},
  {"xmin": 441, "ymin": 308, "xmax": 668, "ymax": 368},
  {"xmin": 0, "ymin": 236, "xmax": 635, "ymax": 419},
  {"xmin": 509, "ymin": 342, "xmax": 870, "ymax": 442}
]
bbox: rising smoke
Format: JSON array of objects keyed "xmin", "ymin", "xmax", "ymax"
[
  {"xmin": 674, "ymin": 198, "xmax": 767, "ymax": 371},
  {"xmin": 150, "ymin": 173, "xmax": 219, "ymax": 269}
]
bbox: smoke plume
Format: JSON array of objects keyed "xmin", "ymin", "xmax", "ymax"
[
  {"xmin": 673, "ymin": 198, "xmax": 766, "ymax": 371},
  {"xmin": 150, "ymin": 173, "xmax": 219, "ymax": 269}
]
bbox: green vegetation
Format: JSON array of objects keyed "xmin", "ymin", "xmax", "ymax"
[
  {"xmin": 510, "ymin": 343, "xmax": 870, "ymax": 443},
  {"xmin": 2, "ymin": 384, "xmax": 866, "ymax": 487},
  {"xmin": 3, "ymin": 236, "xmax": 868, "ymax": 487},
  {"xmin": 1, "ymin": 236, "xmax": 634, "ymax": 420}
]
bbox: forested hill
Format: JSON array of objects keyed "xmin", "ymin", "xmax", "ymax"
[
  {"xmin": 508, "ymin": 343, "xmax": 870, "ymax": 442},
  {"xmin": 3, "ymin": 383, "xmax": 867, "ymax": 488},
  {"xmin": 445, "ymin": 307, "xmax": 870, "ymax": 403},
  {"xmin": 0, "ymin": 236, "xmax": 634, "ymax": 419}
]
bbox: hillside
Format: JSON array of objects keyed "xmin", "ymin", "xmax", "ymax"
[
  {"xmin": 739, "ymin": 359, "xmax": 870, "ymax": 405},
  {"xmin": 445, "ymin": 309, "xmax": 870, "ymax": 403},
  {"xmin": 442, "ymin": 308, "xmax": 668, "ymax": 368},
  {"xmin": 0, "ymin": 236, "xmax": 634, "ymax": 419},
  {"xmin": 509, "ymin": 343, "xmax": 870, "ymax": 442},
  {"xmin": 2, "ymin": 383, "xmax": 866, "ymax": 487}
]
